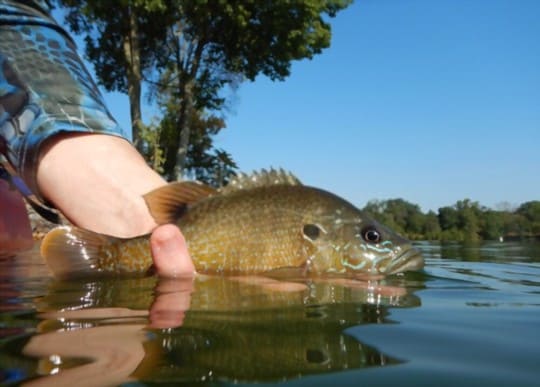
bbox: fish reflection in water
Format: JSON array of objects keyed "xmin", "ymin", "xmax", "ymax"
[{"xmin": 24, "ymin": 275, "xmax": 422, "ymax": 385}]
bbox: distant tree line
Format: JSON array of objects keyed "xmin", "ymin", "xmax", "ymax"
[{"xmin": 362, "ymin": 199, "xmax": 540, "ymax": 242}]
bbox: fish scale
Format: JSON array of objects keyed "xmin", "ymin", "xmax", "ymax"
[
  {"xmin": 40, "ymin": 170, "xmax": 424, "ymax": 278},
  {"xmin": 179, "ymin": 185, "xmax": 323, "ymax": 273}
]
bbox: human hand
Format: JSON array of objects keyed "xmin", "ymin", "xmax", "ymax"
[
  {"xmin": 149, "ymin": 224, "xmax": 195, "ymax": 277},
  {"xmin": 36, "ymin": 133, "xmax": 195, "ymax": 277}
]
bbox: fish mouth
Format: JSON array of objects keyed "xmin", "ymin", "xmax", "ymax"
[{"xmin": 383, "ymin": 247, "xmax": 424, "ymax": 275}]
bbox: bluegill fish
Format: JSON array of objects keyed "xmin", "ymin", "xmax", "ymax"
[{"xmin": 40, "ymin": 170, "xmax": 423, "ymax": 278}]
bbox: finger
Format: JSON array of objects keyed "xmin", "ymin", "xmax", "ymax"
[
  {"xmin": 149, "ymin": 278, "xmax": 194, "ymax": 329},
  {"xmin": 150, "ymin": 224, "xmax": 195, "ymax": 278}
]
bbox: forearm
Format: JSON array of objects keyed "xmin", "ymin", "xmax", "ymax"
[
  {"xmin": 0, "ymin": 1, "xmax": 128, "ymax": 201},
  {"xmin": 0, "ymin": 2, "xmax": 194, "ymax": 275}
]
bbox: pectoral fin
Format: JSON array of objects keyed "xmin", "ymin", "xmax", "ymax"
[{"xmin": 143, "ymin": 181, "xmax": 216, "ymax": 224}]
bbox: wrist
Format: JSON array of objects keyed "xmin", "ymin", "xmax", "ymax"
[{"xmin": 36, "ymin": 133, "xmax": 166, "ymax": 237}]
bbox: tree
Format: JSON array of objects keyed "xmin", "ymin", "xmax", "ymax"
[
  {"xmin": 438, "ymin": 206, "xmax": 459, "ymax": 231},
  {"xmin": 56, "ymin": 0, "xmax": 353, "ymax": 179},
  {"xmin": 159, "ymin": 108, "xmax": 237, "ymax": 187},
  {"xmin": 481, "ymin": 210, "xmax": 505, "ymax": 240},
  {"xmin": 364, "ymin": 197, "xmax": 539, "ymax": 242},
  {"xmin": 455, "ymin": 199, "xmax": 482, "ymax": 242},
  {"xmin": 153, "ymin": 0, "xmax": 353, "ymax": 179},
  {"xmin": 516, "ymin": 201, "xmax": 540, "ymax": 235},
  {"xmin": 422, "ymin": 211, "xmax": 441, "ymax": 240},
  {"xmin": 362, "ymin": 199, "xmax": 426, "ymax": 239},
  {"xmin": 58, "ymin": 0, "xmax": 171, "ymax": 146},
  {"xmin": 363, "ymin": 200, "xmax": 393, "ymax": 228}
]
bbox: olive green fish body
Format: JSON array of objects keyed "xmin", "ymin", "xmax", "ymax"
[
  {"xmin": 178, "ymin": 185, "xmax": 360, "ymax": 273},
  {"xmin": 40, "ymin": 170, "xmax": 424, "ymax": 279},
  {"xmin": 101, "ymin": 235, "xmax": 152, "ymax": 274}
]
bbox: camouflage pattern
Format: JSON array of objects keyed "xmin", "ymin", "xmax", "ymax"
[{"xmin": 0, "ymin": 0, "xmax": 127, "ymax": 205}]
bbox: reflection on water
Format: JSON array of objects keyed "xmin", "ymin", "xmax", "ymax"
[
  {"xmin": 31, "ymin": 278, "xmax": 421, "ymax": 384},
  {"xmin": 2, "ymin": 241, "xmax": 540, "ymax": 386},
  {"xmin": 419, "ymin": 240, "xmax": 540, "ymax": 263},
  {"xmin": 0, "ymin": 248, "xmax": 422, "ymax": 385}
]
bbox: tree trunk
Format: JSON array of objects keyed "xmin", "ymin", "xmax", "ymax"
[
  {"xmin": 122, "ymin": 6, "xmax": 143, "ymax": 146},
  {"xmin": 162, "ymin": 27, "xmax": 204, "ymax": 181},
  {"xmin": 162, "ymin": 75, "xmax": 192, "ymax": 181},
  {"xmin": 174, "ymin": 78, "xmax": 194, "ymax": 179}
]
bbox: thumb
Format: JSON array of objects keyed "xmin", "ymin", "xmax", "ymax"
[{"xmin": 150, "ymin": 224, "xmax": 195, "ymax": 277}]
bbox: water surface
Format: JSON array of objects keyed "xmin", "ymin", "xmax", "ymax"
[{"xmin": 1, "ymin": 241, "xmax": 539, "ymax": 386}]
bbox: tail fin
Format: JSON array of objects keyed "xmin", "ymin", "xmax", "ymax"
[{"xmin": 40, "ymin": 226, "xmax": 116, "ymax": 279}]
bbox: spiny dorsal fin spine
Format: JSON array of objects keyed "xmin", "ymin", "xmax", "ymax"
[{"xmin": 219, "ymin": 168, "xmax": 301, "ymax": 195}]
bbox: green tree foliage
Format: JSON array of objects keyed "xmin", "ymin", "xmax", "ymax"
[
  {"xmin": 158, "ymin": 108, "xmax": 237, "ymax": 187},
  {"xmin": 480, "ymin": 210, "xmax": 505, "ymax": 240},
  {"xmin": 362, "ymin": 198, "xmax": 540, "ymax": 242},
  {"xmin": 363, "ymin": 199, "xmax": 424, "ymax": 238},
  {"xmin": 516, "ymin": 201, "xmax": 540, "ymax": 235},
  {"xmin": 422, "ymin": 211, "xmax": 441, "ymax": 240},
  {"xmin": 57, "ymin": 0, "xmax": 171, "ymax": 145},
  {"xmin": 454, "ymin": 199, "xmax": 482, "ymax": 243},
  {"xmin": 152, "ymin": 0, "xmax": 352, "ymax": 179},
  {"xmin": 55, "ymin": 0, "xmax": 352, "ymax": 183},
  {"xmin": 138, "ymin": 120, "xmax": 165, "ymax": 173},
  {"xmin": 438, "ymin": 206, "xmax": 459, "ymax": 231}
]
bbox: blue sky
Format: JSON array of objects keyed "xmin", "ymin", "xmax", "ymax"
[{"xmin": 96, "ymin": 0, "xmax": 539, "ymax": 212}]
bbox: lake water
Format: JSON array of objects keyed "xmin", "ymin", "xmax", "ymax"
[{"xmin": 1, "ymin": 241, "xmax": 539, "ymax": 386}]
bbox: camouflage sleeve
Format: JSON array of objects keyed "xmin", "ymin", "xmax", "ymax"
[{"xmin": 0, "ymin": 0, "xmax": 129, "ymax": 202}]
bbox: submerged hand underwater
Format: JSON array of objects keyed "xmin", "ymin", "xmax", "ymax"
[{"xmin": 40, "ymin": 169, "xmax": 424, "ymax": 279}]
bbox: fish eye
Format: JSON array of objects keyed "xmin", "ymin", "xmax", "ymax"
[
  {"xmin": 303, "ymin": 224, "xmax": 321, "ymax": 241},
  {"xmin": 361, "ymin": 226, "xmax": 381, "ymax": 244}
]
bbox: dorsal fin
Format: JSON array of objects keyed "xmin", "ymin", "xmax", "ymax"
[
  {"xmin": 220, "ymin": 168, "xmax": 302, "ymax": 195},
  {"xmin": 143, "ymin": 181, "xmax": 217, "ymax": 224}
]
